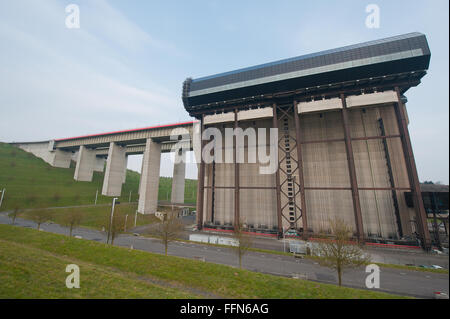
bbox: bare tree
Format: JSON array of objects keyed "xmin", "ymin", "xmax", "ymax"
[
  {"xmin": 104, "ymin": 205, "xmax": 128, "ymax": 245},
  {"xmin": 28, "ymin": 208, "xmax": 53, "ymax": 231},
  {"xmin": 8, "ymin": 206, "xmax": 21, "ymax": 224},
  {"xmin": 150, "ymin": 211, "xmax": 184, "ymax": 255},
  {"xmin": 315, "ymin": 218, "xmax": 371, "ymax": 286},
  {"xmin": 62, "ymin": 209, "xmax": 84, "ymax": 237},
  {"xmin": 110, "ymin": 213, "xmax": 126, "ymax": 245},
  {"xmin": 232, "ymin": 219, "xmax": 253, "ymax": 269}
]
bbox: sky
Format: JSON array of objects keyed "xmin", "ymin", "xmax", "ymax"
[{"xmin": 0, "ymin": 0, "xmax": 448, "ymax": 183}]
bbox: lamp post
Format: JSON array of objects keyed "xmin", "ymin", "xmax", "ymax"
[{"xmin": 134, "ymin": 210, "xmax": 138, "ymax": 228}]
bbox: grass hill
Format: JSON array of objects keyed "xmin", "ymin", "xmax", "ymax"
[
  {"xmin": 0, "ymin": 224, "xmax": 404, "ymax": 299},
  {"xmin": 0, "ymin": 142, "xmax": 197, "ymax": 212}
]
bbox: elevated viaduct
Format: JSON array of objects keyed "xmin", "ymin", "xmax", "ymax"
[{"xmin": 12, "ymin": 121, "xmax": 196, "ymax": 214}]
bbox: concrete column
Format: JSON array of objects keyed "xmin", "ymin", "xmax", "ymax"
[
  {"xmin": 74, "ymin": 146, "xmax": 96, "ymax": 181},
  {"xmin": 122, "ymin": 155, "xmax": 128, "ymax": 184},
  {"xmin": 102, "ymin": 143, "xmax": 127, "ymax": 196},
  {"xmin": 94, "ymin": 157, "xmax": 106, "ymax": 172},
  {"xmin": 138, "ymin": 157, "xmax": 144, "ymax": 195},
  {"xmin": 71, "ymin": 151, "xmax": 79, "ymax": 162},
  {"xmin": 171, "ymin": 150, "xmax": 186, "ymax": 204},
  {"xmin": 138, "ymin": 138, "xmax": 161, "ymax": 214},
  {"xmin": 51, "ymin": 149, "xmax": 72, "ymax": 168}
]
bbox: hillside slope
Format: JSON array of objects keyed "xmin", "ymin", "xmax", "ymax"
[
  {"xmin": 0, "ymin": 224, "xmax": 404, "ymax": 299},
  {"xmin": 0, "ymin": 142, "xmax": 196, "ymax": 211}
]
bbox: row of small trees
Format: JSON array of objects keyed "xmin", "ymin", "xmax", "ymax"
[
  {"xmin": 8, "ymin": 204, "xmax": 368, "ymax": 287},
  {"xmin": 145, "ymin": 214, "xmax": 368, "ymax": 287},
  {"xmin": 8, "ymin": 207, "xmax": 84, "ymax": 237},
  {"xmin": 7, "ymin": 205, "xmax": 128, "ymax": 242}
]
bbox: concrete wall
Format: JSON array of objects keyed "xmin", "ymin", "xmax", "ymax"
[
  {"xmin": 300, "ymin": 111, "xmax": 354, "ymax": 234},
  {"xmin": 201, "ymin": 119, "xmax": 278, "ymax": 230},
  {"xmin": 199, "ymin": 102, "xmax": 414, "ymax": 241},
  {"xmin": 15, "ymin": 141, "xmax": 71, "ymax": 168},
  {"xmin": 15, "ymin": 142, "xmax": 54, "ymax": 164}
]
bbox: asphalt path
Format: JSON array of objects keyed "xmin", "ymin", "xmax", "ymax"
[{"xmin": 0, "ymin": 213, "xmax": 448, "ymax": 299}]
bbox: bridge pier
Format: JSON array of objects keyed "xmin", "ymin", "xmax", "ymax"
[
  {"xmin": 171, "ymin": 150, "xmax": 186, "ymax": 204},
  {"xmin": 94, "ymin": 157, "xmax": 106, "ymax": 172},
  {"xmin": 138, "ymin": 157, "xmax": 144, "ymax": 195},
  {"xmin": 51, "ymin": 149, "xmax": 72, "ymax": 168},
  {"xmin": 122, "ymin": 155, "xmax": 128, "ymax": 184},
  {"xmin": 102, "ymin": 142, "xmax": 126, "ymax": 196},
  {"xmin": 138, "ymin": 138, "xmax": 161, "ymax": 214},
  {"xmin": 74, "ymin": 146, "xmax": 96, "ymax": 181}
]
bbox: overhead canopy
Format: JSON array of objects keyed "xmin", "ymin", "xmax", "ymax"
[{"xmin": 183, "ymin": 32, "xmax": 430, "ymax": 114}]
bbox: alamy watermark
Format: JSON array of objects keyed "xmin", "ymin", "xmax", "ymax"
[
  {"xmin": 365, "ymin": 264, "xmax": 380, "ymax": 289},
  {"xmin": 65, "ymin": 4, "xmax": 80, "ymax": 29},
  {"xmin": 365, "ymin": 4, "xmax": 380, "ymax": 29},
  {"xmin": 169, "ymin": 123, "xmax": 279, "ymax": 175},
  {"xmin": 65, "ymin": 264, "xmax": 80, "ymax": 288}
]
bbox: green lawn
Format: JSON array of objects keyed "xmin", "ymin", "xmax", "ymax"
[
  {"xmin": 0, "ymin": 142, "xmax": 197, "ymax": 211},
  {"xmin": 19, "ymin": 203, "xmax": 160, "ymax": 231},
  {"xmin": 0, "ymin": 239, "xmax": 196, "ymax": 298},
  {"xmin": 0, "ymin": 224, "xmax": 406, "ymax": 299}
]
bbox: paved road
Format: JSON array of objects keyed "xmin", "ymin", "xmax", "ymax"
[
  {"xmin": 167, "ymin": 224, "xmax": 450, "ymax": 269},
  {"xmin": 0, "ymin": 213, "xmax": 448, "ymax": 299},
  {"xmin": 145, "ymin": 215, "xmax": 450, "ymax": 269}
]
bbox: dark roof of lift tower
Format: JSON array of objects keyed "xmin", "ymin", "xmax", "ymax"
[{"xmin": 182, "ymin": 32, "xmax": 431, "ymax": 118}]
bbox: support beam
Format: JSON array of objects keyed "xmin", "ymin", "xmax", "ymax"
[
  {"xmin": 171, "ymin": 150, "xmax": 186, "ymax": 204},
  {"xmin": 102, "ymin": 143, "xmax": 126, "ymax": 196},
  {"xmin": 138, "ymin": 138, "xmax": 161, "ymax": 214},
  {"xmin": 273, "ymin": 104, "xmax": 283, "ymax": 237},
  {"xmin": 234, "ymin": 108, "xmax": 240, "ymax": 227},
  {"xmin": 293, "ymin": 100, "xmax": 308, "ymax": 239},
  {"xmin": 74, "ymin": 146, "xmax": 96, "ymax": 181},
  {"xmin": 197, "ymin": 115, "xmax": 206, "ymax": 230},
  {"xmin": 394, "ymin": 87, "xmax": 431, "ymax": 250},
  {"xmin": 341, "ymin": 94, "xmax": 364, "ymax": 242}
]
